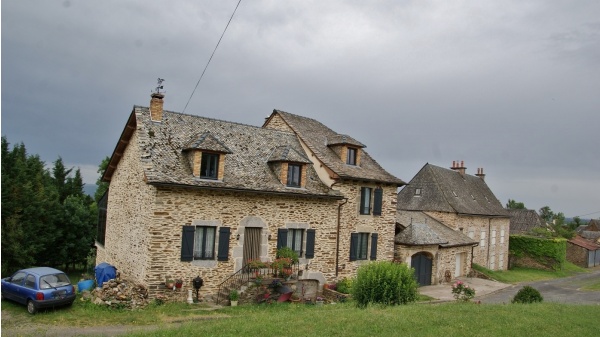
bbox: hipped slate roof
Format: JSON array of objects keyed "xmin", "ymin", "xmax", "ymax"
[
  {"xmin": 267, "ymin": 110, "xmax": 405, "ymax": 185},
  {"xmin": 508, "ymin": 209, "xmax": 547, "ymax": 235},
  {"xmin": 395, "ymin": 214, "xmax": 477, "ymax": 247},
  {"xmin": 104, "ymin": 106, "xmax": 341, "ymax": 198},
  {"xmin": 397, "ymin": 163, "xmax": 508, "ymax": 217}
]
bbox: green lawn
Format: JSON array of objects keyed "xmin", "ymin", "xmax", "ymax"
[
  {"xmin": 472, "ymin": 262, "xmax": 588, "ymax": 284},
  {"xmin": 3, "ymin": 297, "xmax": 600, "ymax": 337}
]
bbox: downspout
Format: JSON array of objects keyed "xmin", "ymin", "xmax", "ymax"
[
  {"xmin": 336, "ymin": 197, "xmax": 349, "ymax": 278},
  {"xmin": 487, "ymin": 218, "xmax": 492, "ymax": 269}
]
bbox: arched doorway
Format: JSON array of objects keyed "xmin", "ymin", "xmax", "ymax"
[{"xmin": 411, "ymin": 252, "xmax": 433, "ymax": 286}]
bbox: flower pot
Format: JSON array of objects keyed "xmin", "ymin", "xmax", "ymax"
[
  {"xmin": 77, "ymin": 279, "xmax": 95, "ymax": 292},
  {"xmin": 166, "ymin": 282, "xmax": 174, "ymax": 289},
  {"xmin": 230, "ymin": 300, "xmax": 238, "ymax": 307},
  {"xmin": 175, "ymin": 283, "xmax": 183, "ymax": 289}
]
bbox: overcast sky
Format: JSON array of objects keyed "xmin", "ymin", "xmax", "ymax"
[{"xmin": 2, "ymin": 0, "xmax": 599, "ymax": 218}]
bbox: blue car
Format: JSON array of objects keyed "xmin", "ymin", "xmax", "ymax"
[{"xmin": 1, "ymin": 267, "xmax": 76, "ymax": 314}]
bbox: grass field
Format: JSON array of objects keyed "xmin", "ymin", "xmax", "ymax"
[
  {"xmin": 3, "ymin": 298, "xmax": 599, "ymax": 337},
  {"xmin": 472, "ymin": 262, "xmax": 587, "ymax": 284}
]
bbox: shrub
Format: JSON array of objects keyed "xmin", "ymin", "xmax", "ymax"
[
  {"xmin": 276, "ymin": 247, "xmax": 299, "ymax": 264},
  {"xmin": 451, "ymin": 280, "xmax": 476, "ymax": 302},
  {"xmin": 336, "ymin": 278, "xmax": 354, "ymax": 294},
  {"xmin": 351, "ymin": 261, "xmax": 418, "ymax": 308},
  {"xmin": 512, "ymin": 286, "xmax": 543, "ymax": 304}
]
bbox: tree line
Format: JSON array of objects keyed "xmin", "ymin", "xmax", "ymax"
[
  {"xmin": 1, "ymin": 137, "xmax": 102, "ymax": 275},
  {"xmin": 506, "ymin": 199, "xmax": 581, "ymax": 239}
]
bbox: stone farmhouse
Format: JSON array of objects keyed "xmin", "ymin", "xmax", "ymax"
[
  {"xmin": 96, "ymin": 92, "xmax": 405, "ymax": 298},
  {"xmin": 395, "ymin": 162, "xmax": 510, "ymax": 285}
]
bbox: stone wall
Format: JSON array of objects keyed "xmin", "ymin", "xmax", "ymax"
[
  {"xmin": 333, "ymin": 182, "xmax": 398, "ymax": 280},
  {"xmin": 566, "ymin": 242, "xmax": 588, "ymax": 268},
  {"xmin": 423, "ymin": 211, "xmax": 510, "ymax": 271},
  {"xmin": 394, "ymin": 244, "xmax": 473, "ymax": 284},
  {"xmin": 96, "ymin": 130, "xmax": 154, "ymax": 285}
]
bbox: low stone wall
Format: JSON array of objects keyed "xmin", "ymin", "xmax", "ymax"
[{"xmin": 322, "ymin": 287, "xmax": 351, "ymax": 303}]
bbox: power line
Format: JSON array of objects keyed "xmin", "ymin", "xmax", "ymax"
[
  {"xmin": 574, "ymin": 210, "xmax": 600, "ymax": 218},
  {"xmin": 182, "ymin": 0, "xmax": 243, "ymax": 114}
]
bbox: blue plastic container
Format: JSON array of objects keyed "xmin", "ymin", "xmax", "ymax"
[{"xmin": 77, "ymin": 279, "xmax": 95, "ymax": 292}]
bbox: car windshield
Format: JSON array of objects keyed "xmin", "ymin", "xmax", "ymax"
[{"xmin": 39, "ymin": 273, "xmax": 70, "ymax": 289}]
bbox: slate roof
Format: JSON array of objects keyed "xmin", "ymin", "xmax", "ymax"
[
  {"xmin": 508, "ymin": 209, "xmax": 547, "ymax": 235},
  {"xmin": 104, "ymin": 106, "xmax": 342, "ymax": 198},
  {"xmin": 395, "ymin": 214, "xmax": 477, "ymax": 247},
  {"xmin": 397, "ymin": 163, "xmax": 508, "ymax": 217},
  {"xmin": 267, "ymin": 110, "xmax": 405, "ymax": 185},
  {"xmin": 577, "ymin": 219, "xmax": 600, "ymax": 233}
]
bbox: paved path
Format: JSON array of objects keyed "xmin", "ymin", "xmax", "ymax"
[
  {"xmin": 419, "ymin": 267, "xmax": 600, "ymax": 305},
  {"xmin": 477, "ymin": 268, "xmax": 600, "ymax": 304}
]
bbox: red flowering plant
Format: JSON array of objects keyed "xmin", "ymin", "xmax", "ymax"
[{"xmin": 451, "ymin": 280, "xmax": 476, "ymax": 302}]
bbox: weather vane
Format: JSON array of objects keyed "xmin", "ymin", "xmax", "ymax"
[{"xmin": 154, "ymin": 78, "xmax": 165, "ymax": 94}]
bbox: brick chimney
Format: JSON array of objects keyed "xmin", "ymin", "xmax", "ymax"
[
  {"xmin": 450, "ymin": 160, "xmax": 466, "ymax": 175},
  {"xmin": 475, "ymin": 167, "xmax": 486, "ymax": 180},
  {"xmin": 150, "ymin": 92, "xmax": 165, "ymax": 122}
]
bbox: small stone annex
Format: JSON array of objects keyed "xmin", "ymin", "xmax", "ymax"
[
  {"xmin": 96, "ymin": 91, "xmax": 405, "ymax": 301},
  {"xmin": 395, "ymin": 162, "xmax": 510, "ymax": 285}
]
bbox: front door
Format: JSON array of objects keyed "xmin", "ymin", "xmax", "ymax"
[
  {"xmin": 242, "ymin": 227, "xmax": 261, "ymax": 266},
  {"xmin": 412, "ymin": 253, "xmax": 432, "ymax": 286}
]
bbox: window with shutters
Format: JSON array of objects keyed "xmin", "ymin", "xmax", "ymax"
[
  {"xmin": 200, "ymin": 153, "xmax": 219, "ymax": 179},
  {"xmin": 194, "ymin": 226, "xmax": 216, "ymax": 260},
  {"xmin": 350, "ymin": 232, "xmax": 378, "ymax": 261},
  {"xmin": 360, "ymin": 187, "xmax": 383, "ymax": 216},
  {"xmin": 277, "ymin": 227, "xmax": 316, "ymax": 260},
  {"xmin": 287, "ymin": 228, "xmax": 304, "ymax": 257}
]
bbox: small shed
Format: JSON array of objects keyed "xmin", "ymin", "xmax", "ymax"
[{"xmin": 566, "ymin": 235, "xmax": 600, "ymax": 268}]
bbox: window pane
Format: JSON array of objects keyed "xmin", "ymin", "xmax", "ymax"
[
  {"xmin": 286, "ymin": 229, "xmax": 303, "ymax": 256},
  {"xmin": 287, "ymin": 164, "xmax": 301, "ymax": 187},
  {"xmin": 205, "ymin": 227, "xmax": 215, "ymax": 259},
  {"xmin": 201, "ymin": 153, "xmax": 219, "ymax": 179},
  {"xmin": 360, "ymin": 187, "xmax": 371, "ymax": 214},
  {"xmin": 347, "ymin": 148, "xmax": 356, "ymax": 165},
  {"xmin": 357, "ymin": 233, "xmax": 369, "ymax": 259},
  {"xmin": 194, "ymin": 228, "xmax": 205, "ymax": 258}
]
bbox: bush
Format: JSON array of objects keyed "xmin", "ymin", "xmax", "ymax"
[
  {"xmin": 351, "ymin": 261, "xmax": 418, "ymax": 308},
  {"xmin": 336, "ymin": 277, "xmax": 354, "ymax": 294},
  {"xmin": 512, "ymin": 286, "xmax": 543, "ymax": 304},
  {"xmin": 451, "ymin": 280, "xmax": 476, "ymax": 302},
  {"xmin": 276, "ymin": 247, "xmax": 299, "ymax": 264}
]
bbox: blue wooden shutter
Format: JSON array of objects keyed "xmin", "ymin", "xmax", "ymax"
[
  {"xmin": 373, "ymin": 188, "xmax": 383, "ymax": 216},
  {"xmin": 305, "ymin": 229, "xmax": 316, "ymax": 259},
  {"xmin": 181, "ymin": 226, "xmax": 195, "ymax": 261},
  {"xmin": 349, "ymin": 233, "xmax": 358, "ymax": 261},
  {"xmin": 370, "ymin": 233, "xmax": 378, "ymax": 260},
  {"xmin": 277, "ymin": 228, "xmax": 288, "ymax": 250},
  {"xmin": 217, "ymin": 227, "xmax": 231, "ymax": 261}
]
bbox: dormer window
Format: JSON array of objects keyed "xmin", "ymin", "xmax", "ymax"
[
  {"xmin": 346, "ymin": 147, "xmax": 357, "ymax": 165},
  {"xmin": 200, "ymin": 152, "xmax": 220, "ymax": 179},
  {"xmin": 183, "ymin": 132, "xmax": 232, "ymax": 181},
  {"xmin": 287, "ymin": 163, "xmax": 302, "ymax": 187}
]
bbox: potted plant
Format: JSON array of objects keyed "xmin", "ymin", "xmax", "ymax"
[
  {"xmin": 165, "ymin": 279, "xmax": 175, "ymax": 289},
  {"xmin": 229, "ymin": 289, "xmax": 239, "ymax": 306},
  {"xmin": 175, "ymin": 279, "xmax": 183, "ymax": 289}
]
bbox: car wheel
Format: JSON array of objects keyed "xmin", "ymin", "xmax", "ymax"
[{"xmin": 27, "ymin": 300, "xmax": 38, "ymax": 314}]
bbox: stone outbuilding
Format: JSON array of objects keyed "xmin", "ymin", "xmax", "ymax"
[
  {"xmin": 507, "ymin": 209, "xmax": 548, "ymax": 236},
  {"xmin": 395, "ymin": 162, "xmax": 510, "ymax": 285},
  {"xmin": 96, "ymin": 91, "xmax": 404, "ymax": 300},
  {"xmin": 566, "ymin": 235, "xmax": 600, "ymax": 268}
]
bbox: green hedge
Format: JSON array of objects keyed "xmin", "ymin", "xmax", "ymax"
[
  {"xmin": 351, "ymin": 261, "xmax": 418, "ymax": 308},
  {"xmin": 509, "ymin": 235, "xmax": 566, "ymax": 270}
]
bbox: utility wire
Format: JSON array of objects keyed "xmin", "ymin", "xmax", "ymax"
[
  {"xmin": 574, "ymin": 210, "xmax": 600, "ymax": 218},
  {"xmin": 182, "ymin": 0, "xmax": 243, "ymax": 114}
]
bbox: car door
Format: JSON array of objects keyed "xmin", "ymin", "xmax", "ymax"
[{"xmin": 5, "ymin": 271, "xmax": 27, "ymax": 304}]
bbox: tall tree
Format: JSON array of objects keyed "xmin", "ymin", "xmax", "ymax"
[
  {"xmin": 506, "ymin": 199, "xmax": 526, "ymax": 209},
  {"xmin": 94, "ymin": 156, "xmax": 110, "ymax": 202}
]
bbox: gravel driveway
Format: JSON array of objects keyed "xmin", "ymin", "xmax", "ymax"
[{"xmin": 478, "ymin": 267, "xmax": 600, "ymax": 304}]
